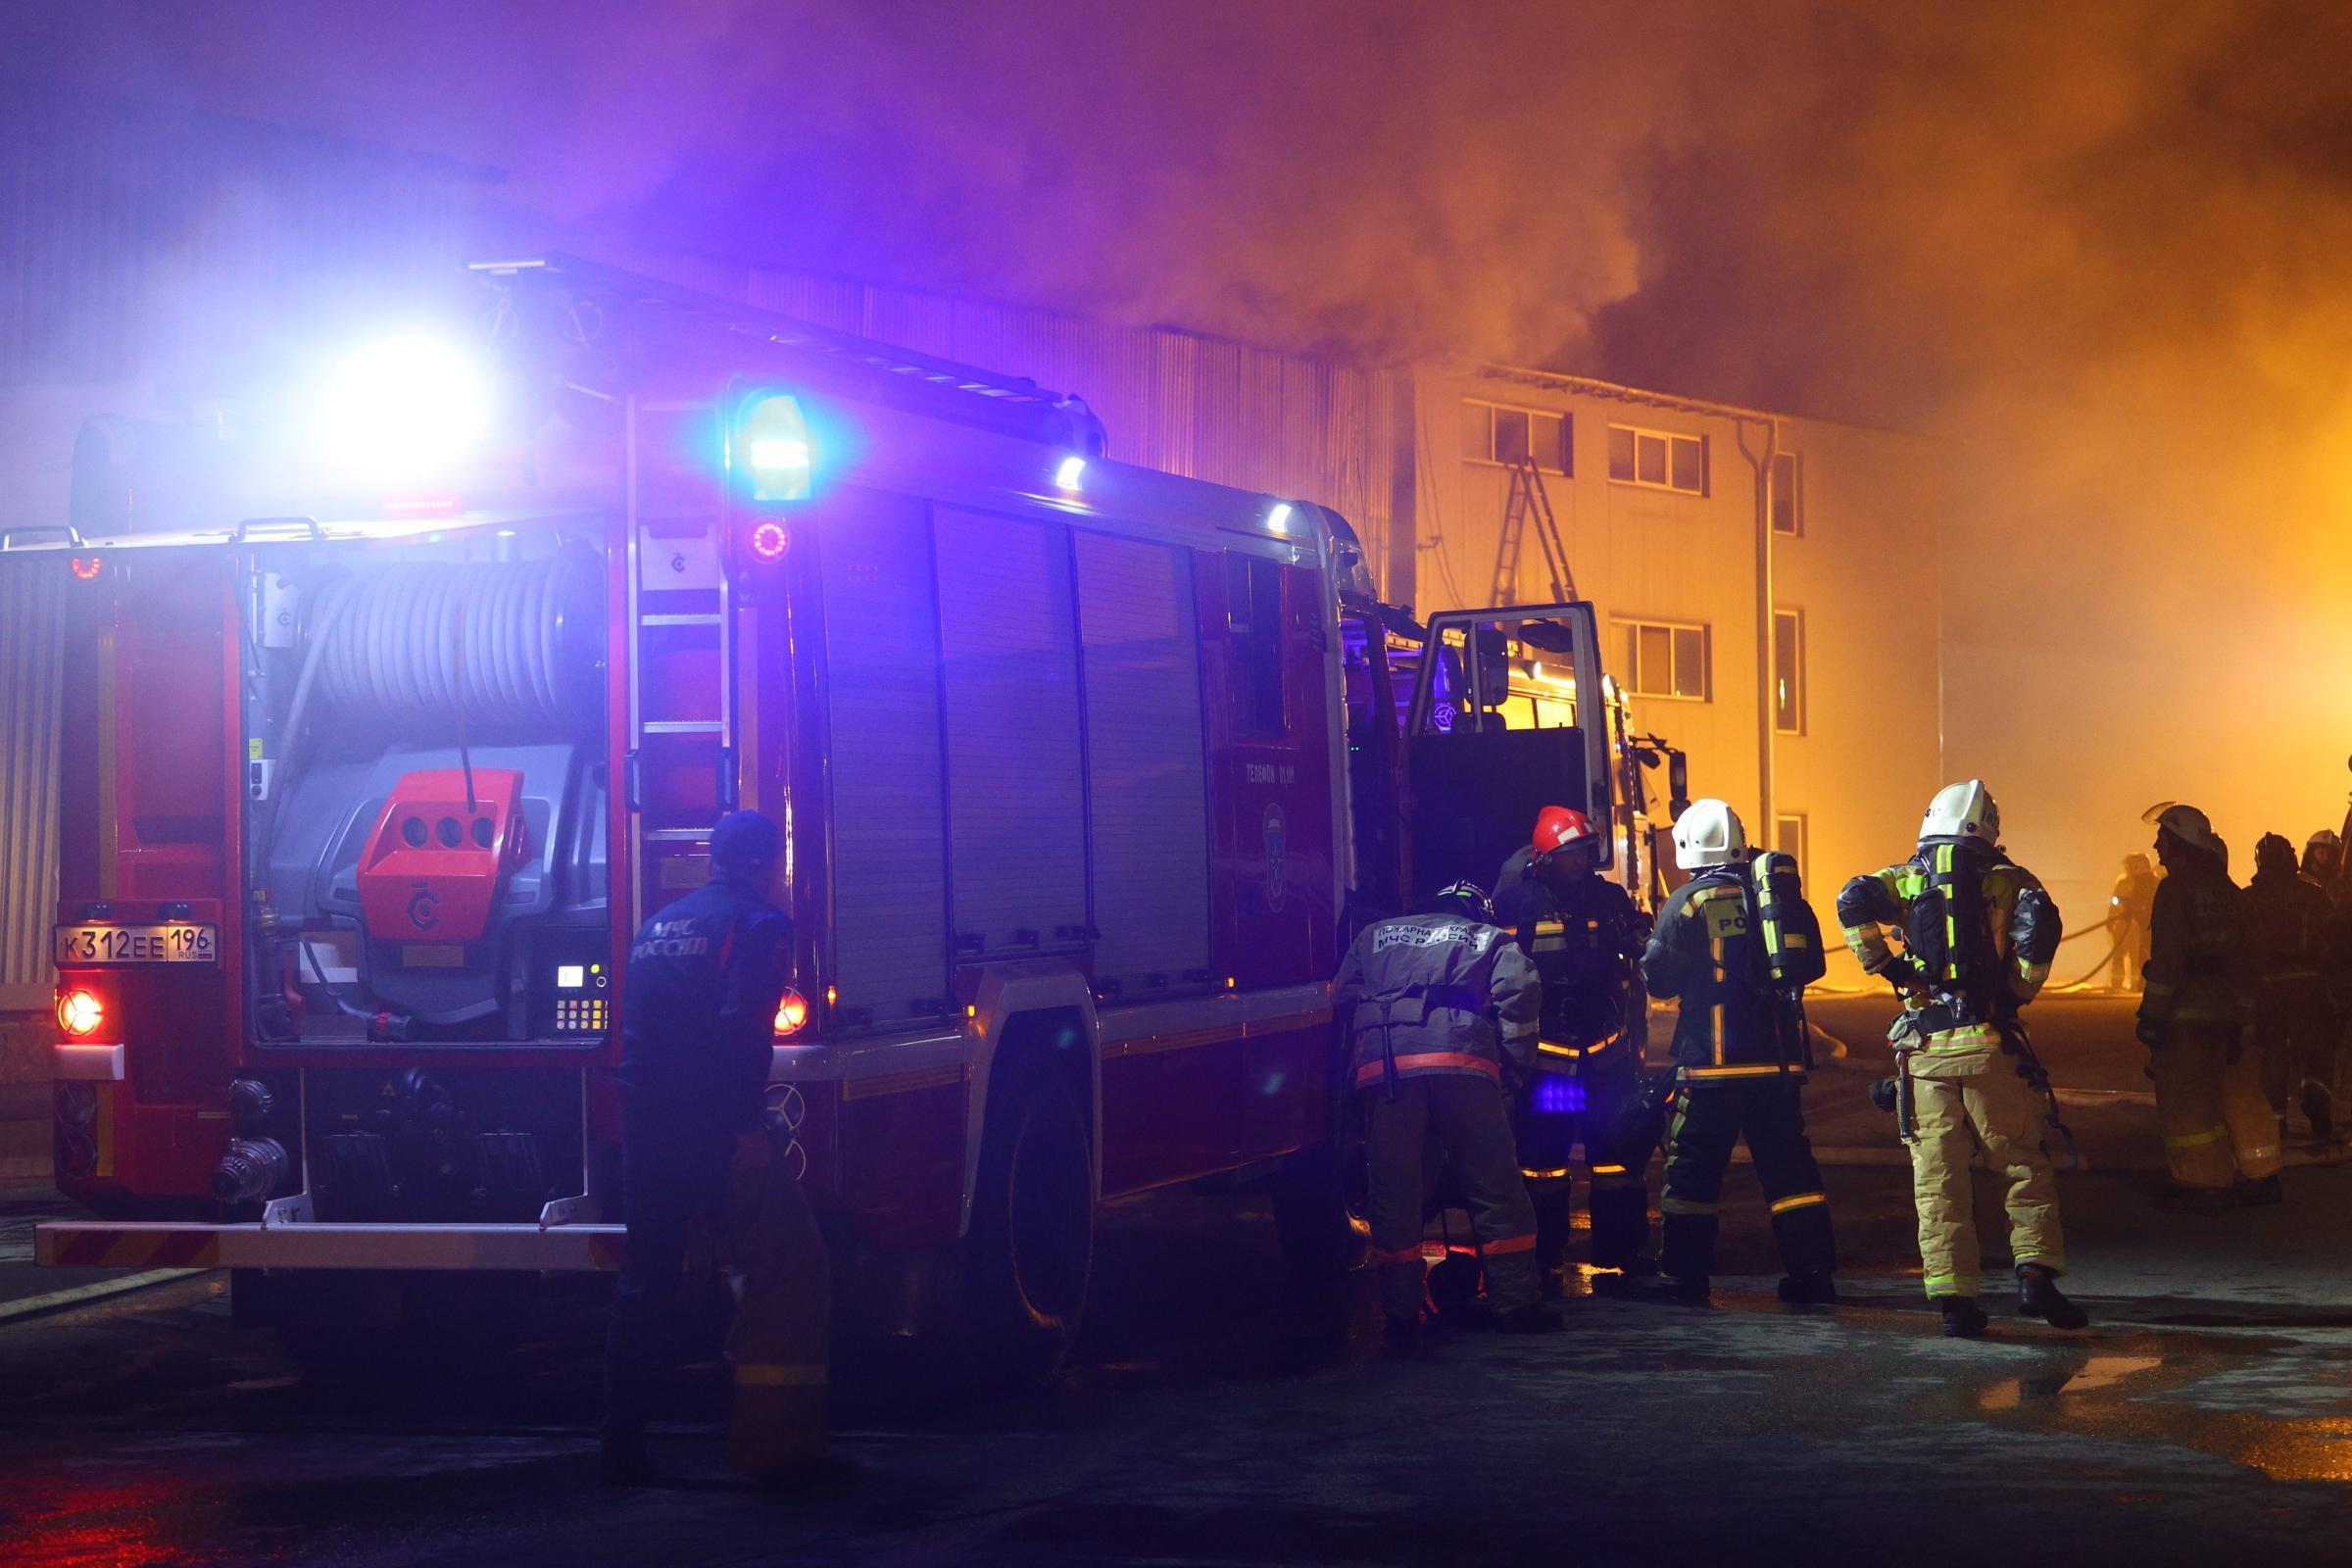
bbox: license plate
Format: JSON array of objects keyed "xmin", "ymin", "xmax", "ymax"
[{"xmin": 53, "ymin": 923, "xmax": 219, "ymax": 966}]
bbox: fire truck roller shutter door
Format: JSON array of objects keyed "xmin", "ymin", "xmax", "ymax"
[
  {"xmin": 820, "ymin": 501, "xmax": 952, "ymax": 1026},
  {"xmin": 1072, "ymin": 533, "xmax": 1212, "ymax": 996},
  {"xmin": 934, "ymin": 511, "xmax": 1089, "ymax": 960}
]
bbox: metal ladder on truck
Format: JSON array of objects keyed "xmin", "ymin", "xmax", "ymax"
[
  {"xmin": 1488, "ymin": 451, "xmax": 1576, "ymax": 607},
  {"xmin": 624, "ymin": 397, "xmax": 741, "ymax": 927}
]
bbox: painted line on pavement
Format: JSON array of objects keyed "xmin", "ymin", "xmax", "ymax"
[{"xmin": 0, "ymin": 1268, "xmax": 201, "ymax": 1323}]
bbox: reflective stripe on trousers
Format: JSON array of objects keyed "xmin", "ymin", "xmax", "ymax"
[
  {"xmin": 1906, "ymin": 1066, "xmax": 2063, "ymax": 1298},
  {"xmin": 1364, "ymin": 1076, "xmax": 1542, "ymax": 1320},
  {"xmin": 2150, "ymin": 1023, "xmax": 2283, "ymax": 1188}
]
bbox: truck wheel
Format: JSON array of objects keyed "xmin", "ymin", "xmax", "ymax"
[{"xmin": 960, "ymin": 1057, "xmax": 1092, "ymax": 1384}]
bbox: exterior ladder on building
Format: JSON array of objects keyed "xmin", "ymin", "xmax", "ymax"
[{"xmin": 1490, "ymin": 452, "xmax": 1576, "ymax": 606}]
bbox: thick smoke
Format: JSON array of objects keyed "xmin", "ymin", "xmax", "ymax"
[{"xmin": 11, "ymin": 0, "xmax": 2352, "ymax": 906}]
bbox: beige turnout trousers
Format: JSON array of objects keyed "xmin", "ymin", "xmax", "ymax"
[
  {"xmin": 2151, "ymin": 1022, "xmax": 2281, "ymax": 1188},
  {"xmin": 1908, "ymin": 1060, "xmax": 2064, "ymax": 1299}
]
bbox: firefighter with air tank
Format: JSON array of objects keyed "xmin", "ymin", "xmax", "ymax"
[
  {"xmin": 1839, "ymin": 780, "xmax": 2086, "ymax": 1339},
  {"xmin": 1637, "ymin": 799, "xmax": 1838, "ymax": 1306},
  {"xmin": 1334, "ymin": 881, "xmax": 1561, "ymax": 1347},
  {"xmin": 1493, "ymin": 806, "xmax": 1653, "ymax": 1292}
]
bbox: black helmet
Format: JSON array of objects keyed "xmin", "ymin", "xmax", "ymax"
[{"xmin": 1418, "ymin": 880, "xmax": 1494, "ymax": 923}]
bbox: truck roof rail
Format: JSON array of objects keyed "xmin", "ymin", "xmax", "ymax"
[
  {"xmin": 1, "ymin": 523, "xmax": 87, "ymax": 552},
  {"xmin": 469, "ymin": 254, "xmax": 1108, "ymax": 454}
]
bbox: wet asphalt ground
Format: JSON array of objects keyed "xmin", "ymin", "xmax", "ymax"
[{"xmin": 8, "ymin": 993, "xmax": 2352, "ymax": 1565}]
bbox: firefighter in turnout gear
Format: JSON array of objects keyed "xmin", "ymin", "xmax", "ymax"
[
  {"xmin": 1333, "ymin": 881, "xmax": 1558, "ymax": 1344},
  {"xmin": 2248, "ymin": 832, "xmax": 2335, "ymax": 1132},
  {"xmin": 1494, "ymin": 805, "xmax": 1652, "ymax": 1290},
  {"xmin": 2138, "ymin": 803, "xmax": 2281, "ymax": 1211},
  {"xmin": 1639, "ymin": 800, "xmax": 1837, "ymax": 1305},
  {"xmin": 604, "ymin": 810, "xmax": 821, "ymax": 1486},
  {"xmin": 2108, "ymin": 853, "xmax": 2158, "ymax": 993},
  {"xmin": 1839, "ymin": 781, "xmax": 2085, "ymax": 1340}
]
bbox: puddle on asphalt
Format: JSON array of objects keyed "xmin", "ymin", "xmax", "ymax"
[
  {"xmin": 1962, "ymin": 1338, "xmax": 2352, "ymax": 1484},
  {"xmin": 2062, "ymin": 1354, "xmax": 2164, "ymax": 1395}
]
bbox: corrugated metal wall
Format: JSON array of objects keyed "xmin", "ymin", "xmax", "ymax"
[
  {"xmin": 0, "ymin": 85, "xmax": 480, "ymax": 390},
  {"xmin": 0, "ymin": 566, "xmax": 64, "ymax": 1004}
]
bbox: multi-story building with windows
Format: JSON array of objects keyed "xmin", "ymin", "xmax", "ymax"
[{"xmin": 1410, "ymin": 365, "xmax": 1948, "ymax": 931}]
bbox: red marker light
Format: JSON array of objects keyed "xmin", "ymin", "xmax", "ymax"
[
  {"xmin": 70, "ymin": 556, "xmax": 102, "ymax": 580},
  {"xmin": 750, "ymin": 520, "xmax": 789, "ymax": 563},
  {"xmin": 56, "ymin": 988, "xmax": 104, "ymax": 1038}
]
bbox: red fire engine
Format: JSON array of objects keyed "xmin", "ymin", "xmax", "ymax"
[{"xmin": 11, "ymin": 257, "xmax": 1657, "ymax": 1369}]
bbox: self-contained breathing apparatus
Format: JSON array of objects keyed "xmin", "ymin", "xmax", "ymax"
[
  {"xmin": 1612, "ymin": 850, "xmax": 1819, "ymax": 1164},
  {"xmin": 1749, "ymin": 848, "xmax": 1820, "ymax": 1086},
  {"xmin": 1862, "ymin": 845, "xmax": 2078, "ymax": 1168}
]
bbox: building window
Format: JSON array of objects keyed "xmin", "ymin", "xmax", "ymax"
[
  {"xmin": 1772, "ymin": 451, "xmax": 1802, "ymax": 535},
  {"xmin": 1607, "ymin": 424, "xmax": 1707, "ymax": 496},
  {"xmin": 1775, "ymin": 812, "xmax": 1808, "ymax": 883},
  {"xmin": 1618, "ymin": 618, "xmax": 1710, "ymax": 701},
  {"xmin": 1773, "ymin": 609, "xmax": 1804, "ymax": 735},
  {"xmin": 1226, "ymin": 553, "xmax": 1288, "ymax": 736},
  {"xmin": 1462, "ymin": 399, "xmax": 1569, "ymax": 473}
]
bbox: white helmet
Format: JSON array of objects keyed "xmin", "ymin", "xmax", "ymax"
[
  {"xmin": 2143, "ymin": 801, "xmax": 2223, "ymax": 857},
  {"xmin": 1673, "ymin": 798, "xmax": 1747, "ymax": 870},
  {"xmin": 1920, "ymin": 780, "xmax": 1999, "ymax": 846}
]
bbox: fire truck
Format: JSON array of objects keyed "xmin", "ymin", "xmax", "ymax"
[{"xmin": 9, "ymin": 256, "xmax": 1659, "ymax": 1370}]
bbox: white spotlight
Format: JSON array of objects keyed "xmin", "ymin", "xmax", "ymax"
[{"xmin": 316, "ymin": 335, "xmax": 492, "ymax": 475}]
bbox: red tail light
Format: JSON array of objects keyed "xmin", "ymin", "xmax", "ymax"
[
  {"xmin": 56, "ymin": 988, "xmax": 105, "ymax": 1038},
  {"xmin": 773, "ymin": 989, "xmax": 809, "ymax": 1037}
]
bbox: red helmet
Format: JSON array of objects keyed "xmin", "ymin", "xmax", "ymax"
[{"xmin": 1533, "ymin": 806, "xmax": 1598, "ymax": 857}]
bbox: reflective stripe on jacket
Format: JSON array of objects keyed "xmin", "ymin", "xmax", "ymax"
[
  {"xmin": 1333, "ymin": 913, "xmax": 1542, "ymax": 1090},
  {"xmin": 1641, "ymin": 863, "xmax": 1823, "ymax": 1078}
]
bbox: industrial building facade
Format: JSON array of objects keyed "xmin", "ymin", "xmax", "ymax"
[{"xmin": 0, "ymin": 99, "xmax": 1947, "ymax": 1005}]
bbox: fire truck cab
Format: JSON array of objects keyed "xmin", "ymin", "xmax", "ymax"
[{"xmin": 13, "ymin": 257, "xmax": 1641, "ymax": 1370}]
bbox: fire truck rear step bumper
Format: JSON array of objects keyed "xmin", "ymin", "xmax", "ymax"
[{"xmin": 36, "ymin": 1220, "xmax": 624, "ymax": 1273}]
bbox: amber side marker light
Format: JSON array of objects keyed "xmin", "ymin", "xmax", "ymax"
[
  {"xmin": 56, "ymin": 989, "xmax": 104, "ymax": 1038},
  {"xmin": 773, "ymin": 989, "xmax": 809, "ymax": 1037}
]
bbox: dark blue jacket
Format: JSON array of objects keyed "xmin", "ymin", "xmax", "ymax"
[{"xmin": 619, "ymin": 877, "xmax": 791, "ymax": 1135}]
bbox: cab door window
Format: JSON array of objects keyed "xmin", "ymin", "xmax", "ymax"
[{"xmin": 1225, "ymin": 553, "xmax": 1287, "ymax": 737}]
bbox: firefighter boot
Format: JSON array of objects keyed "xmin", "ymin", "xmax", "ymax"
[
  {"xmin": 1629, "ymin": 1273, "xmax": 1710, "ymax": 1306},
  {"xmin": 2301, "ymin": 1084, "xmax": 2332, "ymax": 1142},
  {"xmin": 1938, "ymin": 1297, "xmax": 1989, "ymax": 1339},
  {"xmin": 2155, "ymin": 1185, "xmax": 2233, "ymax": 1216},
  {"xmin": 1776, "ymin": 1271, "xmax": 1838, "ymax": 1305},
  {"xmin": 1383, "ymin": 1314, "xmax": 1434, "ymax": 1356},
  {"xmin": 599, "ymin": 1441, "xmax": 663, "ymax": 1489},
  {"xmin": 2232, "ymin": 1174, "xmax": 2284, "ymax": 1206},
  {"xmin": 1495, "ymin": 1302, "xmax": 1565, "ymax": 1335},
  {"xmin": 2015, "ymin": 1264, "xmax": 2087, "ymax": 1330}
]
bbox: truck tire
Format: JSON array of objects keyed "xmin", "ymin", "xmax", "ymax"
[{"xmin": 959, "ymin": 1056, "xmax": 1092, "ymax": 1384}]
